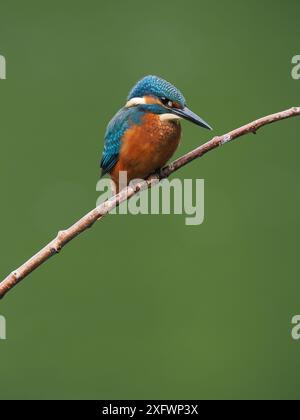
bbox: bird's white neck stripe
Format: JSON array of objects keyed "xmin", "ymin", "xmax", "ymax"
[{"xmin": 125, "ymin": 97, "xmax": 147, "ymax": 108}]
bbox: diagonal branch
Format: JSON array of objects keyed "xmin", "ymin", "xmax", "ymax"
[{"xmin": 1, "ymin": 107, "xmax": 299, "ymax": 299}]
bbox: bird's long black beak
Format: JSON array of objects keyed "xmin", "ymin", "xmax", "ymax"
[{"xmin": 171, "ymin": 106, "xmax": 212, "ymax": 130}]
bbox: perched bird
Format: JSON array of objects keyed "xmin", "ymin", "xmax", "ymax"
[{"xmin": 100, "ymin": 75, "xmax": 212, "ymax": 191}]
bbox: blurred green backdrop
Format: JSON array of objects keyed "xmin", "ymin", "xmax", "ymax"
[{"xmin": 0, "ymin": 0, "xmax": 300, "ymax": 400}]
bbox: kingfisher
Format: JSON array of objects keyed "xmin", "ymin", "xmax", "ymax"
[{"xmin": 100, "ymin": 75, "xmax": 212, "ymax": 192}]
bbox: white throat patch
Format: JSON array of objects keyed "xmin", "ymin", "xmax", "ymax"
[{"xmin": 159, "ymin": 113, "xmax": 182, "ymax": 122}]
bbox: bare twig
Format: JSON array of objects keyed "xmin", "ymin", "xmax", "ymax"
[{"xmin": 1, "ymin": 107, "xmax": 299, "ymax": 299}]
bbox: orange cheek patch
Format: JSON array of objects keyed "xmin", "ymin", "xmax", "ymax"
[{"xmin": 144, "ymin": 96, "xmax": 162, "ymax": 105}]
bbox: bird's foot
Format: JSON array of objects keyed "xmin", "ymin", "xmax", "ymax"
[{"xmin": 157, "ymin": 167, "xmax": 168, "ymax": 179}]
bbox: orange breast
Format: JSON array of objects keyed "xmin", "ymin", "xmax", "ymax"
[{"xmin": 110, "ymin": 113, "xmax": 181, "ymax": 190}]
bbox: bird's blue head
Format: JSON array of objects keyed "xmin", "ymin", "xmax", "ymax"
[
  {"xmin": 128, "ymin": 75, "xmax": 186, "ymax": 108},
  {"xmin": 126, "ymin": 75, "xmax": 212, "ymax": 130}
]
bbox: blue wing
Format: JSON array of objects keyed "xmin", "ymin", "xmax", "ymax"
[
  {"xmin": 100, "ymin": 108, "xmax": 131, "ymax": 176},
  {"xmin": 100, "ymin": 107, "xmax": 145, "ymax": 176}
]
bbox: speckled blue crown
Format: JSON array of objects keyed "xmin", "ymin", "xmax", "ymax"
[{"xmin": 128, "ymin": 75, "xmax": 186, "ymax": 107}]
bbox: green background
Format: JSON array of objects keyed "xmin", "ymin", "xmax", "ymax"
[{"xmin": 0, "ymin": 0, "xmax": 299, "ymax": 400}]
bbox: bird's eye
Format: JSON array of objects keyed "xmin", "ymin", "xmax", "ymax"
[{"xmin": 161, "ymin": 97, "xmax": 173, "ymax": 108}]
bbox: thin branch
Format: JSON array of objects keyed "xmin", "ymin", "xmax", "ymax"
[{"xmin": 1, "ymin": 107, "xmax": 299, "ymax": 299}]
